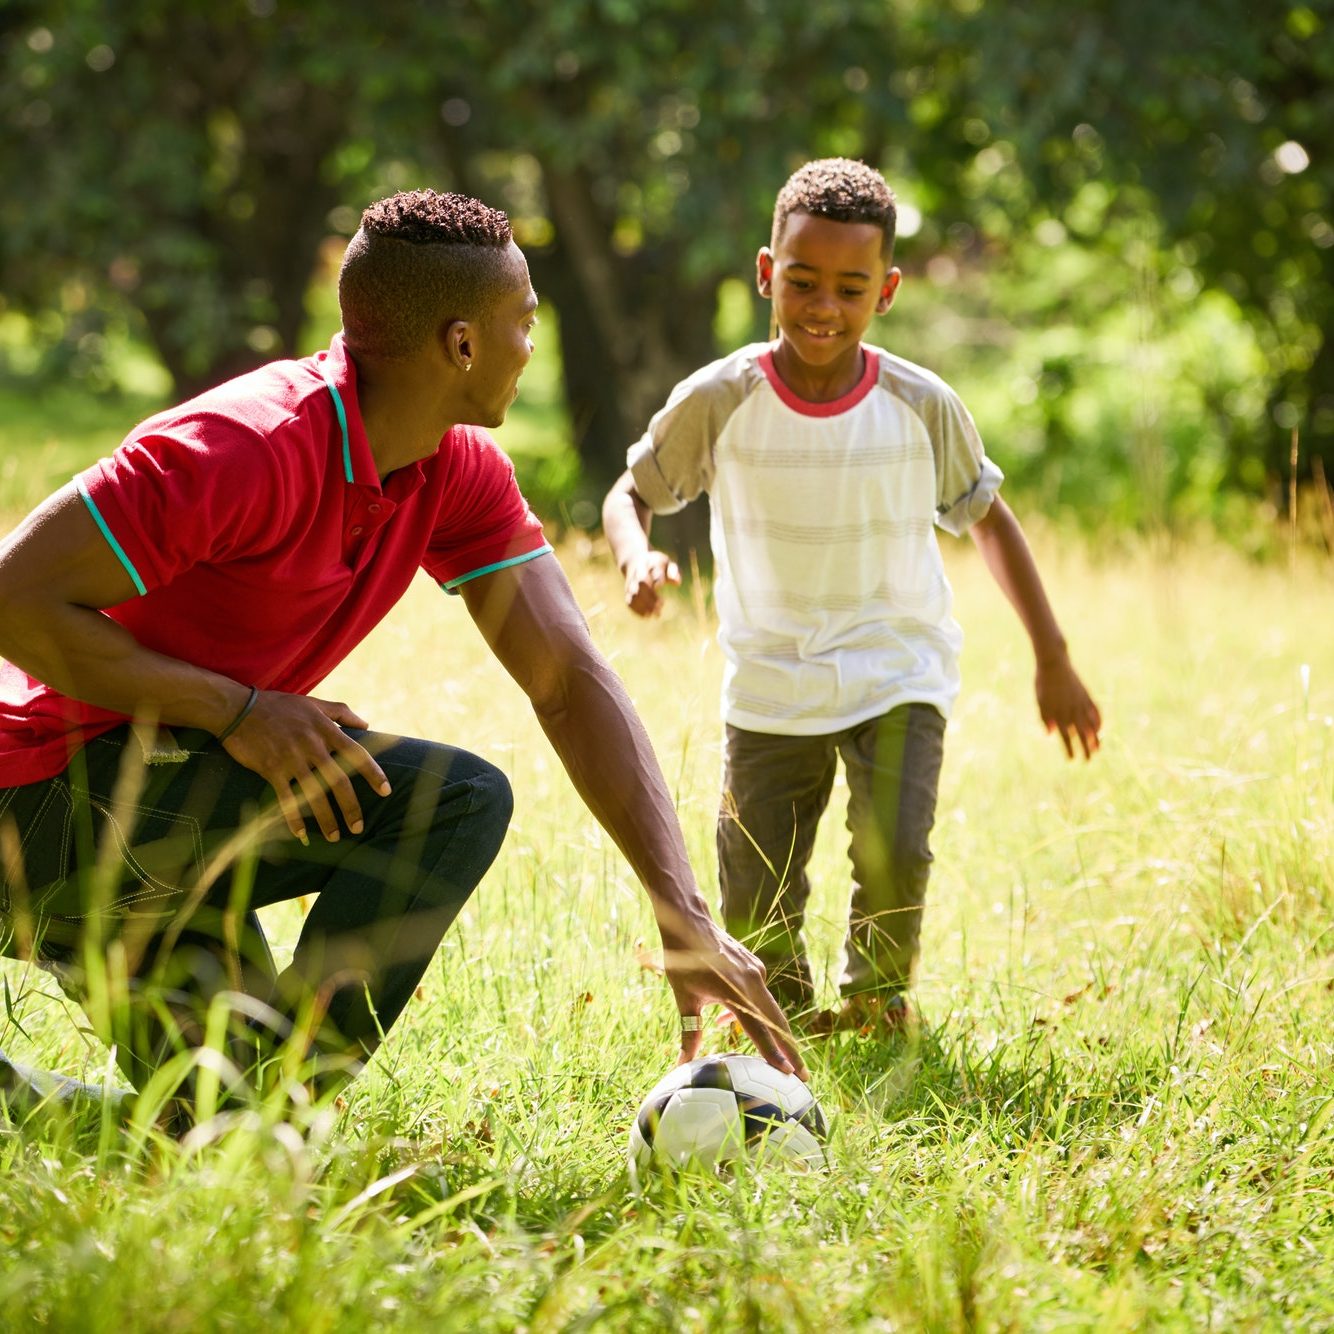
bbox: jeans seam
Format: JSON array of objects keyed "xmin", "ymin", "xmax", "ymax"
[{"xmin": 71, "ymin": 786, "xmax": 206, "ymax": 896}]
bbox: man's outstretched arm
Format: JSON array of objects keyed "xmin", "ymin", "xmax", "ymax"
[{"xmin": 458, "ymin": 552, "xmax": 807, "ymax": 1078}]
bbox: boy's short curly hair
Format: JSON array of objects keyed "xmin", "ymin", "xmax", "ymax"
[
  {"xmin": 772, "ymin": 159, "xmax": 897, "ymax": 257},
  {"xmin": 338, "ymin": 189, "xmax": 516, "ymax": 359}
]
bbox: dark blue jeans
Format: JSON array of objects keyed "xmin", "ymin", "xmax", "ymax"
[{"xmin": 0, "ymin": 725, "xmax": 511, "ymax": 1102}]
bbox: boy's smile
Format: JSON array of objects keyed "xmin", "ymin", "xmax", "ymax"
[{"xmin": 757, "ymin": 212, "xmax": 900, "ymax": 402}]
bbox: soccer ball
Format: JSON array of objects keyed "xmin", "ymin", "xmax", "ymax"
[{"xmin": 627, "ymin": 1053, "xmax": 828, "ymax": 1176}]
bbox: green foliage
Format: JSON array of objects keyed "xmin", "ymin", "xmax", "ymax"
[
  {"xmin": 0, "ymin": 313, "xmax": 168, "ymax": 518},
  {"xmin": 0, "ymin": 0, "xmax": 386, "ymax": 393},
  {"xmin": 2, "ymin": 0, "xmax": 1332, "ymax": 526},
  {"xmin": 888, "ymin": 225, "xmax": 1273, "ymax": 537},
  {"xmin": 946, "ymin": 0, "xmax": 1334, "ymax": 477},
  {"xmin": 424, "ymin": 0, "xmax": 922, "ymax": 476}
]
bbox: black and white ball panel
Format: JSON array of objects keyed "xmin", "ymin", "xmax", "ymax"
[{"xmin": 628, "ymin": 1052, "xmax": 828, "ymax": 1173}]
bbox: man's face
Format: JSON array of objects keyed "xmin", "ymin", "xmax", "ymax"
[
  {"xmin": 467, "ymin": 242, "xmax": 538, "ymax": 428},
  {"xmin": 758, "ymin": 212, "xmax": 899, "ymax": 369}
]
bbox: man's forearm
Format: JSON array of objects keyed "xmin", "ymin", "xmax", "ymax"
[
  {"xmin": 459, "ymin": 555, "xmax": 712, "ymax": 937},
  {"xmin": 0, "ymin": 486, "xmax": 247, "ymax": 731},
  {"xmin": 0, "ymin": 597, "xmax": 244, "ymax": 732},
  {"xmin": 0, "ymin": 514, "xmax": 242, "ymax": 736},
  {"xmin": 457, "ymin": 556, "xmax": 805, "ymax": 1074}
]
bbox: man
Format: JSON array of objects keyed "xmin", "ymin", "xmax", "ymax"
[{"xmin": 0, "ymin": 189, "xmax": 804, "ymax": 1120}]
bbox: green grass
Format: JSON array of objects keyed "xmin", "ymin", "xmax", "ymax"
[
  {"xmin": 0, "ymin": 383, "xmax": 166, "ymax": 520},
  {"xmin": 2, "ymin": 522, "xmax": 1332, "ymax": 1330}
]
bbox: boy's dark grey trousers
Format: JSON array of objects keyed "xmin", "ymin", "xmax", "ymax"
[{"xmin": 717, "ymin": 702, "xmax": 947, "ymax": 1012}]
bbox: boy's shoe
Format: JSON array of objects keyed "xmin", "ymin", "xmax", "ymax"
[
  {"xmin": 804, "ymin": 993, "xmax": 914, "ymax": 1039},
  {"xmin": 0, "ymin": 1047, "xmax": 132, "ymax": 1119}
]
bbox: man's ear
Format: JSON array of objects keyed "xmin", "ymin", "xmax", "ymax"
[
  {"xmin": 444, "ymin": 318, "xmax": 475, "ymax": 371},
  {"xmin": 877, "ymin": 268, "xmax": 902, "ymax": 316},
  {"xmin": 756, "ymin": 247, "xmax": 775, "ymax": 298}
]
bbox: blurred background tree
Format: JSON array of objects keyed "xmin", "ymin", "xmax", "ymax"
[
  {"xmin": 954, "ymin": 0, "xmax": 1334, "ymax": 492},
  {"xmin": 0, "ymin": 0, "xmax": 388, "ymax": 394},
  {"xmin": 430, "ymin": 0, "xmax": 910, "ymax": 477},
  {"xmin": 2, "ymin": 0, "xmax": 1330, "ymax": 547}
]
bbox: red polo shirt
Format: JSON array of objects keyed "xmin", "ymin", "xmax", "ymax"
[{"xmin": 0, "ymin": 335, "xmax": 551, "ymax": 785}]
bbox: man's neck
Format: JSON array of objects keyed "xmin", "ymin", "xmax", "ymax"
[{"xmin": 354, "ymin": 355, "xmax": 456, "ymax": 481}]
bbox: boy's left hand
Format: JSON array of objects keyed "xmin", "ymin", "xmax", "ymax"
[{"xmin": 1035, "ymin": 652, "xmax": 1102, "ymax": 759}]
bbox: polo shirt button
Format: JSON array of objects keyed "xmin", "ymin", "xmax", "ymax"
[
  {"xmin": 350, "ymin": 525, "xmax": 364, "ymax": 536},
  {"xmin": 368, "ymin": 503, "xmax": 382, "ymax": 514}
]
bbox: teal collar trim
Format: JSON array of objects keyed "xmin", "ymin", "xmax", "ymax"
[{"xmin": 319, "ymin": 363, "xmax": 355, "ymax": 484}]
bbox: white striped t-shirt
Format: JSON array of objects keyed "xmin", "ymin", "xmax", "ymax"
[{"xmin": 627, "ymin": 342, "xmax": 1003, "ymax": 734}]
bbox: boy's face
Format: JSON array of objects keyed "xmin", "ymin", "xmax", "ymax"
[{"xmin": 757, "ymin": 212, "xmax": 900, "ymax": 368}]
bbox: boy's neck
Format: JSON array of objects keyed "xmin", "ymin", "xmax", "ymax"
[{"xmin": 770, "ymin": 339, "xmax": 867, "ymax": 404}]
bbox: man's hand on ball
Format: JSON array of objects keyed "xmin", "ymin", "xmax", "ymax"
[{"xmin": 661, "ymin": 913, "xmax": 808, "ymax": 1081}]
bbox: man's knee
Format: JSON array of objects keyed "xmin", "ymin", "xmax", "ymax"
[
  {"xmin": 469, "ymin": 758, "xmax": 514, "ymax": 856},
  {"xmin": 407, "ymin": 749, "xmax": 513, "ymax": 892},
  {"xmin": 371, "ymin": 734, "xmax": 512, "ymax": 836}
]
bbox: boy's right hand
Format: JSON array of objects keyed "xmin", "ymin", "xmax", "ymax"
[{"xmin": 622, "ymin": 550, "xmax": 681, "ymax": 617}]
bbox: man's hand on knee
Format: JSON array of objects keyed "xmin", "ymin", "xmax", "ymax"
[{"xmin": 221, "ymin": 690, "xmax": 392, "ymax": 843}]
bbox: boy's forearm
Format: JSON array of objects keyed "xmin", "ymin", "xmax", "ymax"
[
  {"xmin": 602, "ymin": 472, "xmax": 654, "ymax": 573},
  {"xmin": 969, "ymin": 499, "xmax": 1068, "ymax": 663},
  {"xmin": 970, "ymin": 497, "xmax": 1102, "ymax": 759}
]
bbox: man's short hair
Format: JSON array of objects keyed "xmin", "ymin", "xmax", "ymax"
[
  {"xmin": 339, "ymin": 190, "xmax": 515, "ymax": 359},
  {"xmin": 771, "ymin": 158, "xmax": 897, "ymax": 257}
]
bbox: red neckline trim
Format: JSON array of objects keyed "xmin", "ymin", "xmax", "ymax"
[{"xmin": 758, "ymin": 346, "xmax": 880, "ymax": 417}]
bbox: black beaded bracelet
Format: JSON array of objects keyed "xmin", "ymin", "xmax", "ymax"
[{"xmin": 216, "ymin": 685, "xmax": 259, "ymax": 743}]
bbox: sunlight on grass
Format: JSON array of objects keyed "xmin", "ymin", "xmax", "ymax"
[{"xmin": 2, "ymin": 525, "xmax": 1333, "ymax": 1329}]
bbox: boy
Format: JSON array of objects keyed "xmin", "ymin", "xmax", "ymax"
[{"xmin": 602, "ymin": 159, "xmax": 1101, "ymax": 1035}]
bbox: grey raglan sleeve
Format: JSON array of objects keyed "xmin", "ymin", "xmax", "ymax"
[
  {"xmin": 927, "ymin": 384, "xmax": 1005, "ymax": 537},
  {"xmin": 626, "ymin": 365, "xmax": 738, "ymax": 515}
]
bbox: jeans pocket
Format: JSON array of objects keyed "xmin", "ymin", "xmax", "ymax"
[{"xmin": 22, "ymin": 783, "xmax": 206, "ymax": 929}]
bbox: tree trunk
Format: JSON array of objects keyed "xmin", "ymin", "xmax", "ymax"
[
  {"xmin": 525, "ymin": 238, "xmax": 636, "ymax": 481},
  {"xmin": 1284, "ymin": 325, "xmax": 1334, "ymax": 484},
  {"xmin": 532, "ymin": 162, "xmax": 721, "ymax": 568}
]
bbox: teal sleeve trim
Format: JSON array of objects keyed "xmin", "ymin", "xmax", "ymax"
[
  {"xmin": 318, "ymin": 364, "xmax": 355, "ymax": 483},
  {"xmin": 76, "ymin": 476, "xmax": 148, "ymax": 597},
  {"xmin": 440, "ymin": 544, "xmax": 553, "ymax": 594}
]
